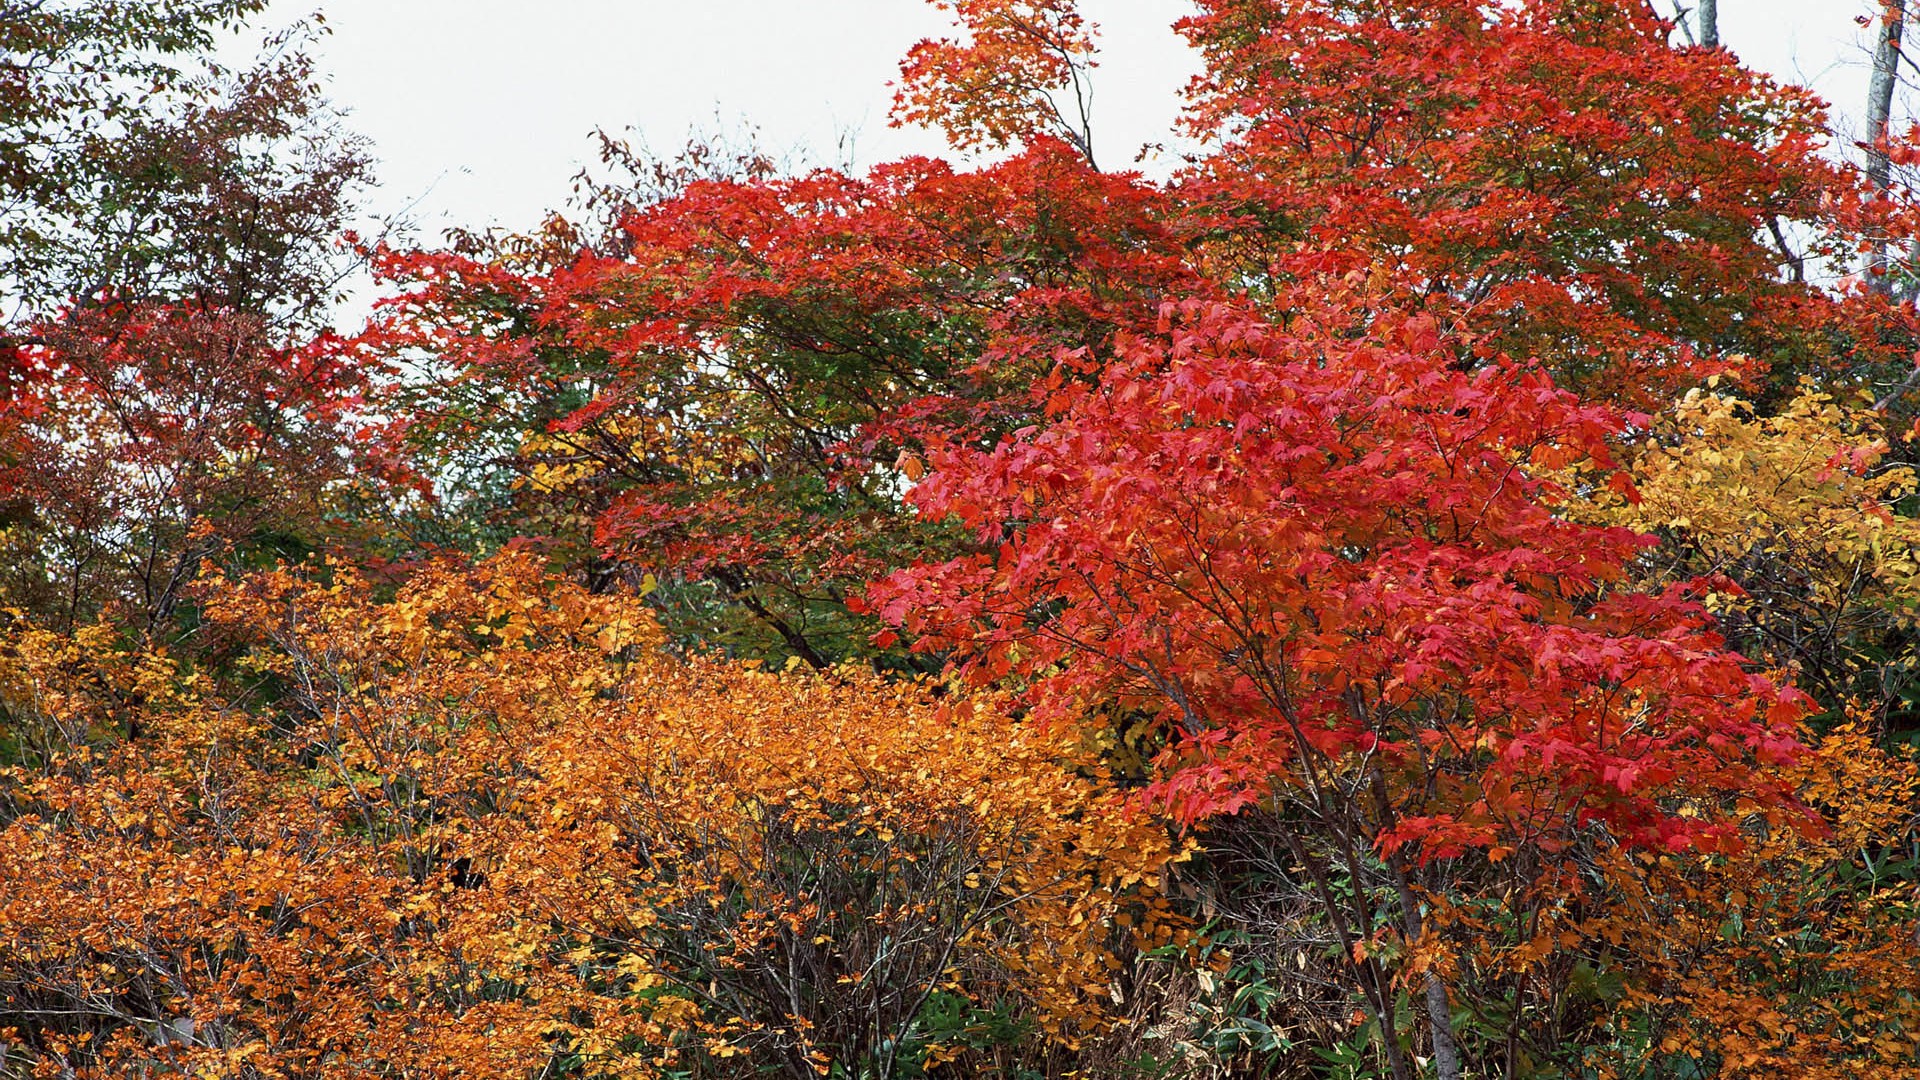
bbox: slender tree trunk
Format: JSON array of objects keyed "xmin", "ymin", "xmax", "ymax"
[
  {"xmin": 1364, "ymin": 761, "xmax": 1463, "ymax": 1080},
  {"xmin": 1392, "ymin": 865, "xmax": 1463, "ymax": 1080},
  {"xmin": 710, "ymin": 564, "xmax": 832, "ymax": 670},
  {"xmin": 1698, "ymin": 0, "xmax": 1718, "ymax": 47},
  {"xmin": 1869, "ymin": 0, "xmax": 1908, "ymax": 293}
]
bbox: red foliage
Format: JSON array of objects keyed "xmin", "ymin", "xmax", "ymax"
[
  {"xmin": 362, "ymin": 142, "xmax": 1202, "ymax": 659},
  {"xmin": 867, "ymin": 292, "xmax": 1811, "ymax": 859},
  {"xmin": 0, "ymin": 301, "xmax": 370, "ymax": 634},
  {"xmin": 1171, "ymin": 0, "xmax": 1890, "ymax": 401}
]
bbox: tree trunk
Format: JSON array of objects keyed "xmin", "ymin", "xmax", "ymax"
[
  {"xmin": 1698, "ymin": 0, "xmax": 1718, "ymax": 47},
  {"xmin": 1869, "ymin": 0, "xmax": 1908, "ymax": 293},
  {"xmin": 1423, "ymin": 973, "xmax": 1463, "ymax": 1080},
  {"xmin": 710, "ymin": 564, "xmax": 832, "ymax": 671},
  {"xmin": 1391, "ymin": 862, "xmax": 1463, "ymax": 1080}
]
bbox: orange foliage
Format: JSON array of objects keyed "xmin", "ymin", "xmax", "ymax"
[
  {"xmin": 0, "ymin": 553, "xmax": 1181, "ymax": 1077},
  {"xmin": 893, "ymin": 0, "xmax": 1098, "ymax": 164},
  {"xmin": 1587, "ymin": 720, "xmax": 1920, "ymax": 1079}
]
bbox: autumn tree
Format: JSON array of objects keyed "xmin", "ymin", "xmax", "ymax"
[
  {"xmin": 1584, "ymin": 719, "xmax": 1920, "ymax": 1079},
  {"xmin": 1584, "ymin": 385, "xmax": 1920, "ymax": 727},
  {"xmin": 1165, "ymin": 0, "xmax": 1890, "ymax": 403},
  {"xmin": 365, "ymin": 140, "xmax": 1200, "ymax": 666},
  {"xmin": 0, "ymin": 0, "xmax": 275, "ymax": 318},
  {"xmin": 892, "ymin": 0, "xmax": 1888, "ymax": 403},
  {"xmin": 892, "ymin": 0, "xmax": 1099, "ymax": 166},
  {"xmin": 0, "ymin": 315, "xmax": 371, "ymax": 637},
  {"xmin": 864, "ymin": 294, "xmax": 1812, "ymax": 1079},
  {"xmin": 6, "ymin": 0, "xmax": 1918, "ymax": 1076},
  {"xmin": 362, "ymin": 0, "xmax": 1920, "ymax": 676},
  {"xmin": 0, "ymin": 14, "xmax": 374, "ymax": 638},
  {"xmin": 335, "ymin": 7, "xmax": 1920, "ymax": 1071},
  {"xmin": 1556, "ymin": 386, "xmax": 1920, "ymax": 1078}
]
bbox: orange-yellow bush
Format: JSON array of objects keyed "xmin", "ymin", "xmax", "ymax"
[
  {"xmin": 1586, "ymin": 721, "xmax": 1920, "ymax": 1079},
  {"xmin": 0, "ymin": 553, "xmax": 1181, "ymax": 1078}
]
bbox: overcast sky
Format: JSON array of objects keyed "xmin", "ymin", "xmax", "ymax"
[{"xmin": 246, "ymin": 1, "xmax": 1890, "ymax": 242}]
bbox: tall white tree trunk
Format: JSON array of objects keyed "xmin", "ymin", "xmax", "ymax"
[
  {"xmin": 1869, "ymin": 0, "xmax": 1908, "ymax": 293},
  {"xmin": 1698, "ymin": 0, "xmax": 1718, "ymax": 46}
]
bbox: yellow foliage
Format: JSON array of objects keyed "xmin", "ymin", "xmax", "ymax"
[
  {"xmin": 1590, "ymin": 386, "xmax": 1920, "ymax": 709},
  {"xmin": 1553, "ymin": 388, "xmax": 1920, "ymax": 1074},
  {"xmin": 1608, "ymin": 387, "xmax": 1919, "ymax": 595}
]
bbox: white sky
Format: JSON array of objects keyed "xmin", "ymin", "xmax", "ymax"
[{"xmin": 247, "ymin": 1, "xmax": 1890, "ymax": 242}]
